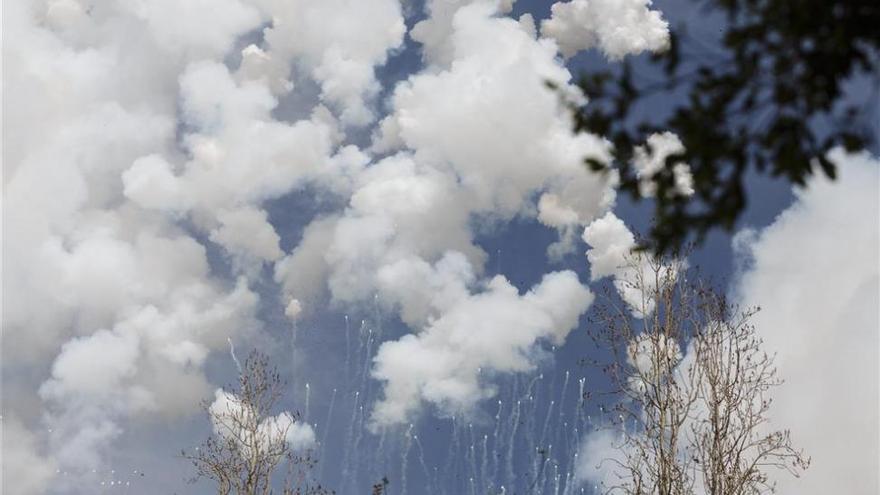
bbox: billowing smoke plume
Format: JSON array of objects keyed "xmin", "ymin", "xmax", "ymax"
[
  {"xmin": 731, "ymin": 150, "xmax": 879, "ymax": 494},
  {"xmin": 575, "ymin": 149, "xmax": 880, "ymax": 492},
  {"xmin": 370, "ymin": 270, "xmax": 593, "ymax": 426},
  {"xmin": 582, "ymin": 212, "xmax": 680, "ymax": 317},
  {"xmin": 542, "ymin": 0, "xmax": 670, "ymax": 60},
  {"xmin": 3, "ymin": 0, "xmax": 673, "ymax": 492},
  {"xmin": 209, "ymin": 389, "xmax": 316, "ymax": 453},
  {"xmin": 276, "ymin": 2, "xmax": 622, "ymax": 427}
]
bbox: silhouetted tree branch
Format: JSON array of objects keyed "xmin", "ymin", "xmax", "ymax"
[{"xmin": 574, "ymin": 0, "xmax": 879, "ymax": 252}]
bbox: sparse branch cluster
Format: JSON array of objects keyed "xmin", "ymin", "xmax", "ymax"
[
  {"xmin": 688, "ymin": 303, "xmax": 809, "ymax": 495},
  {"xmin": 182, "ymin": 352, "xmax": 330, "ymax": 495},
  {"xmin": 589, "ymin": 255, "xmax": 808, "ymax": 495}
]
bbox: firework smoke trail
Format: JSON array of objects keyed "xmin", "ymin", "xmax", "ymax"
[
  {"xmin": 525, "ymin": 374, "xmax": 542, "ymax": 484},
  {"xmin": 344, "ymin": 315, "xmax": 351, "ymax": 382},
  {"xmin": 356, "ymin": 319, "xmax": 367, "ymax": 372},
  {"xmin": 545, "ymin": 443, "xmax": 555, "ymax": 493},
  {"xmin": 555, "ymin": 376, "xmax": 580, "ymax": 494},
  {"xmin": 553, "ymin": 462, "xmax": 561, "ymax": 495},
  {"xmin": 401, "ymin": 424, "xmax": 414, "ymax": 495},
  {"xmin": 413, "ymin": 433, "xmax": 433, "ymax": 493},
  {"xmin": 340, "ymin": 391, "xmax": 360, "ymax": 492},
  {"xmin": 350, "ymin": 404, "xmax": 366, "ymax": 490},
  {"xmin": 505, "ymin": 399, "xmax": 521, "ymax": 487},
  {"xmin": 349, "ymin": 320, "xmax": 369, "ymax": 490},
  {"xmin": 443, "ymin": 415, "xmax": 460, "ymax": 491},
  {"xmin": 314, "ymin": 358, "xmax": 592, "ymax": 494},
  {"xmin": 562, "ymin": 465, "xmax": 574, "ymax": 495},
  {"xmin": 542, "ymin": 365, "xmax": 558, "ymax": 460},
  {"xmin": 576, "ymin": 377, "xmax": 586, "ymax": 432},
  {"xmin": 319, "ymin": 388, "xmax": 338, "ymax": 480},
  {"xmin": 491, "ymin": 399, "xmax": 503, "ymax": 488},
  {"xmin": 557, "ymin": 371, "xmax": 571, "ymax": 449},
  {"xmin": 526, "ymin": 393, "xmax": 538, "ymax": 477},
  {"xmin": 304, "ymin": 383, "xmax": 311, "ymax": 423},
  {"xmin": 373, "ymin": 429, "xmax": 389, "ymax": 491},
  {"xmin": 481, "ymin": 433, "xmax": 489, "ymax": 491},
  {"xmin": 371, "ymin": 292, "xmax": 387, "ymax": 341},
  {"xmin": 468, "ymin": 423, "xmax": 478, "ymax": 489},
  {"xmin": 527, "ymin": 374, "xmax": 542, "ymax": 439},
  {"xmin": 359, "ymin": 325, "xmax": 373, "ymax": 392},
  {"xmin": 503, "ymin": 376, "xmax": 522, "ymax": 487},
  {"xmin": 539, "ymin": 400, "xmax": 556, "ymax": 453},
  {"xmin": 227, "ymin": 338, "xmax": 242, "ymax": 374}
]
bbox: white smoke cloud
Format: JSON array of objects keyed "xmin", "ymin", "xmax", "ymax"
[
  {"xmin": 273, "ymin": 153, "xmax": 485, "ymax": 316},
  {"xmin": 576, "ymin": 149, "xmax": 880, "ymax": 492},
  {"xmin": 285, "ymin": 421, "xmax": 318, "ymax": 451},
  {"xmin": 273, "ymin": 2, "xmax": 620, "ymax": 426},
  {"xmin": 632, "ymin": 132, "xmax": 694, "ymax": 198},
  {"xmin": 370, "ymin": 271, "xmax": 593, "ymax": 426},
  {"xmin": 410, "ymin": 0, "xmax": 516, "ymax": 67},
  {"xmin": 582, "ymin": 212, "xmax": 678, "ymax": 317},
  {"xmin": 209, "ymin": 389, "xmax": 317, "ymax": 455},
  {"xmin": 210, "ymin": 206, "xmax": 285, "ymax": 263},
  {"xmin": 731, "ymin": 149, "xmax": 879, "ymax": 494},
  {"xmin": 574, "ymin": 428, "xmax": 625, "ymax": 489},
  {"xmin": 5, "ymin": 0, "xmax": 298, "ymax": 488},
  {"xmin": 375, "ymin": 2, "xmax": 615, "ymax": 224},
  {"xmin": 284, "ymin": 299, "xmax": 304, "ymax": 321},
  {"xmin": 124, "ymin": 0, "xmax": 263, "ymax": 59},
  {"xmin": 1, "ymin": 416, "xmax": 57, "ymax": 495},
  {"xmin": 249, "ymin": 0, "xmax": 406, "ymax": 125},
  {"xmin": 541, "ymin": 0, "xmax": 670, "ymax": 60},
  {"xmin": 4, "ymin": 0, "xmax": 678, "ymax": 489},
  {"xmin": 274, "ymin": 217, "xmax": 339, "ymax": 313},
  {"xmin": 582, "ymin": 212, "xmax": 637, "ymax": 280},
  {"xmin": 625, "ymin": 332, "xmax": 682, "ymax": 393},
  {"xmin": 122, "ymin": 60, "xmax": 340, "ymax": 265}
]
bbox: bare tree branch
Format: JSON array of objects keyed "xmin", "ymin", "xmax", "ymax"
[
  {"xmin": 589, "ymin": 253, "xmax": 808, "ymax": 495},
  {"xmin": 181, "ymin": 351, "xmax": 333, "ymax": 495}
]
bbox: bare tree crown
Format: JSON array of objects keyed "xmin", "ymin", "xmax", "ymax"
[
  {"xmin": 589, "ymin": 254, "xmax": 808, "ymax": 495},
  {"xmin": 182, "ymin": 351, "xmax": 331, "ymax": 495}
]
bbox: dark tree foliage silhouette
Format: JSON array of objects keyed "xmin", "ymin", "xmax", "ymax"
[
  {"xmin": 371, "ymin": 477, "xmax": 390, "ymax": 495},
  {"xmin": 573, "ymin": 0, "xmax": 879, "ymax": 252}
]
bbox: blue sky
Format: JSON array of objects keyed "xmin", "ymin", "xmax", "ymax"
[
  {"xmin": 2, "ymin": 1, "xmax": 877, "ymax": 495},
  {"xmin": 273, "ymin": 4, "xmax": 793, "ymax": 494}
]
